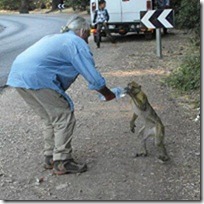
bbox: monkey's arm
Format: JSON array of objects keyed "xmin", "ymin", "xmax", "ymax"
[
  {"xmin": 135, "ymin": 93, "xmax": 147, "ymax": 111},
  {"xmin": 130, "ymin": 113, "xmax": 138, "ymax": 133},
  {"xmin": 147, "ymin": 109, "xmax": 161, "ymax": 124}
]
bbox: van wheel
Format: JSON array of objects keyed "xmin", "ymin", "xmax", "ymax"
[
  {"xmin": 145, "ymin": 33, "xmax": 153, "ymax": 40},
  {"xmin": 119, "ymin": 32, "xmax": 127, "ymax": 36}
]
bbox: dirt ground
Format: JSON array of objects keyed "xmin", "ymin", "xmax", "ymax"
[{"xmin": 0, "ymin": 29, "xmax": 200, "ymax": 200}]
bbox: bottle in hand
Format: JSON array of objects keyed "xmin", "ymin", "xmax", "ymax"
[{"xmin": 99, "ymin": 87, "xmax": 126, "ymax": 101}]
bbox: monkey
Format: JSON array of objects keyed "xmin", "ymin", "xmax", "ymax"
[{"xmin": 125, "ymin": 81, "xmax": 169, "ymax": 162}]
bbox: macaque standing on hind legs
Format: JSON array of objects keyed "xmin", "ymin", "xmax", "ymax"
[{"xmin": 125, "ymin": 81, "xmax": 169, "ymax": 162}]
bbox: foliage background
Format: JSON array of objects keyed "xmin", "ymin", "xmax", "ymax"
[
  {"xmin": 166, "ymin": 0, "xmax": 200, "ymax": 95},
  {"xmin": 0, "ymin": 0, "xmax": 90, "ymax": 11}
]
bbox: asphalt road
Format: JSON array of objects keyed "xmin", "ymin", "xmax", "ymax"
[{"xmin": 0, "ymin": 14, "xmax": 73, "ymax": 87}]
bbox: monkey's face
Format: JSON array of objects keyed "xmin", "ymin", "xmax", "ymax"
[{"xmin": 125, "ymin": 81, "xmax": 141, "ymax": 95}]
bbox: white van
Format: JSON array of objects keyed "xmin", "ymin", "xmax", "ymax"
[{"xmin": 90, "ymin": 0, "xmax": 154, "ymax": 39}]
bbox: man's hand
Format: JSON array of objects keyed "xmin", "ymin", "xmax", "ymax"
[
  {"xmin": 104, "ymin": 92, "xmax": 115, "ymax": 101},
  {"xmin": 98, "ymin": 86, "xmax": 116, "ymax": 101}
]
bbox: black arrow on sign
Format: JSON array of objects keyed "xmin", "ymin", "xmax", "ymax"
[
  {"xmin": 140, "ymin": 9, "xmax": 174, "ymax": 29},
  {"xmin": 58, "ymin": 4, "xmax": 65, "ymax": 10},
  {"xmin": 149, "ymin": 9, "xmax": 163, "ymax": 28},
  {"xmin": 165, "ymin": 10, "xmax": 174, "ymax": 26}
]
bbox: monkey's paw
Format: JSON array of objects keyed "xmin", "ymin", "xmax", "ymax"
[
  {"xmin": 135, "ymin": 152, "xmax": 148, "ymax": 157},
  {"xmin": 130, "ymin": 124, "xmax": 136, "ymax": 133},
  {"xmin": 158, "ymin": 154, "xmax": 170, "ymax": 162}
]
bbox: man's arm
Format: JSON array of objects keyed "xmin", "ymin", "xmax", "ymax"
[
  {"xmin": 97, "ymin": 86, "xmax": 115, "ymax": 101},
  {"xmin": 70, "ymin": 46, "xmax": 115, "ymax": 101}
]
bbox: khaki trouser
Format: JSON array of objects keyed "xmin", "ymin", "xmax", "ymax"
[{"xmin": 16, "ymin": 88, "xmax": 76, "ymax": 161}]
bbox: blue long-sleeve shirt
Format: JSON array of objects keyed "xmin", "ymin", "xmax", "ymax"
[{"xmin": 6, "ymin": 31, "xmax": 106, "ymax": 111}]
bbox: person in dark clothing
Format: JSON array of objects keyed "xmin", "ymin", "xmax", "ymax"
[
  {"xmin": 156, "ymin": 0, "xmax": 171, "ymax": 34},
  {"xmin": 93, "ymin": 0, "xmax": 115, "ymax": 47}
]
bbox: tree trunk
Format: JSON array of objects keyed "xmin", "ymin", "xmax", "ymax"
[
  {"xmin": 19, "ymin": 0, "xmax": 29, "ymax": 13},
  {"xmin": 51, "ymin": 0, "xmax": 62, "ymax": 11}
]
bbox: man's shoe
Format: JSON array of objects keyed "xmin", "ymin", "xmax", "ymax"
[
  {"xmin": 53, "ymin": 159, "xmax": 87, "ymax": 175},
  {"xmin": 44, "ymin": 155, "xmax": 54, "ymax": 169}
]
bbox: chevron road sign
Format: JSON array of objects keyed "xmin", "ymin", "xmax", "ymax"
[
  {"xmin": 58, "ymin": 4, "xmax": 65, "ymax": 10},
  {"xmin": 140, "ymin": 9, "xmax": 174, "ymax": 58},
  {"xmin": 140, "ymin": 9, "xmax": 174, "ymax": 29}
]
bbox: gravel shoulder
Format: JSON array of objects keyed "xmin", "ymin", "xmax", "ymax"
[{"xmin": 0, "ymin": 30, "xmax": 200, "ymax": 200}]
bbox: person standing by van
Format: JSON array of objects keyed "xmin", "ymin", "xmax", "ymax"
[
  {"xmin": 156, "ymin": 0, "xmax": 170, "ymax": 34},
  {"xmin": 93, "ymin": 0, "xmax": 115, "ymax": 48}
]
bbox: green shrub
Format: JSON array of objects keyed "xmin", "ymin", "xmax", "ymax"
[
  {"xmin": 176, "ymin": 0, "xmax": 200, "ymax": 30},
  {"xmin": 0, "ymin": 0, "xmax": 20, "ymax": 10},
  {"xmin": 34, "ymin": 0, "xmax": 51, "ymax": 9},
  {"xmin": 166, "ymin": 51, "xmax": 200, "ymax": 92},
  {"xmin": 176, "ymin": 0, "xmax": 200, "ymax": 44},
  {"xmin": 166, "ymin": 0, "xmax": 200, "ymax": 93}
]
